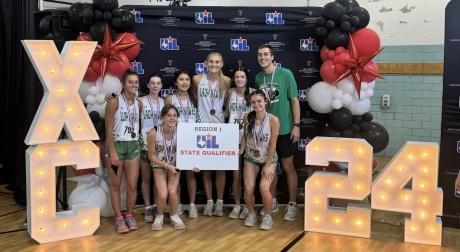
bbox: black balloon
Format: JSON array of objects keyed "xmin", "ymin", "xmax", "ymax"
[
  {"xmin": 316, "ymin": 16, "xmax": 326, "ymax": 26},
  {"xmin": 343, "ymin": 129, "xmax": 354, "ymax": 138},
  {"xmin": 350, "ymin": 123, "xmax": 361, "ymax": 133},
  {"xmin": 103, "ymin": 10, "xmax": 112, "ymax": 21},
  {"xmin": 118, "ymin": 9, "xmax": 135, "ymax": 32},
  {"xmin": 95, "ymin": 121, "xmax": 105, "ymax": 136},
  {"xmin": 89, "ymin": 111, "xmax": 101, "ymax": 124},
  {"xmin": 112, "ymin": 8, "xmax": 122, "ymax": 17},
  {"xmin": 362, "ymin": 112, "xmax": 373, "ymax": 122},
  {"xmin": 93, "ymin": 0, "xmax": 119, "ymax": 11},
  {"xmin": 90, "ymin": 21, "xmax": 114, "ymax": 43},
  {"xmin": 329, "ymin": 108, "xmax": 353, "ymax": 130},
  {"xmin": 349, "ymin": 15, "xmax": 360, "ymax": 26},
  {"xmin": 316, "ymin": 27, "xmax": 328, "ymax": 38},
  {"xmin": 93, "ymin": 10, "xmax": 103, "ymax": 21},
  {"xmin": 362, "ymin": 122, "xmax": 389, "ymax": 153},
  {"xmin": 348, "ymin": 7, "xmax": 370, "ymax": 29},
  {"xmin": 325, "ymin": 20, "xmax": 336, "ymax": 30},
  {"xmin": 353, "ymin": 115, "xmax": 363, "ymax": 124},
  {"xmin": 353, "ymin": 133, "xmax": 363, "ymax": 138},
  {"xmin": 335, "ymin": 0, "xmax": 360, "ymax": 10},
  {"xmin": 360, "ymin": 121, "xmax": 371, "ymax": 132},
  {"xmin": 340, "ymin": 21, "xmax": 352, "ymax": 33},
  {"xmin": 111, "ymin": 17, "xmax": 122, "ymax": 28},
  {"xmin": 325, "ymin": 28, "xmax": 349, "ymax": 49},
  {"xmin": 82, "ymin": 8, "xmax": 93, "ymax": 19},
  {"xmin": 322, "ymin": 2, "xmax": 347, "ymax": 22},
  {"xmin": 326, "ymin": 129, "xmax": 342, "ymax": 137},
  {"xmin": 67, "ymin": 2, "xmax": 93, "ymax": 31},
  {"xmin": 340, "ymin": 14, "xmax": 350, "ymax": 23},
  {"xmin": 39, "ymin": 15, "xmax": 52, "ymax": 37}
]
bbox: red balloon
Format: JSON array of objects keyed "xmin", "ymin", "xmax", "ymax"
[
  {"xmin": 327, "ymin": 50, "xmax": 336, "ymax": 60},
  {"xmin": 351, "ymin": 28, "xmax": 381, "ymax": 58},
  {"xmin": 320, "ymin": 46, "xmax": 330, "ymax": 62},
  {"xmin": 320, "ymin": 60, "xmax": 341, "ymax": 84},
  {"xmin": 116, "ymin": 33, "xmax": 141, "ymax": 61},
  {"xmin": 361, "ymin": 60, "xmax": 379, "ymax": 83},
  {"xmin": 338, "ymin": 52, "xmax": 351, "ymax": 64},
  {"xmin": 84, "ymin": 58, "xmax": 102, "ymax": 82},
  {"xmin": 335, "ymin": 46, "xmax": 346, "ymax": 54},
  {"xmin": 334, "ymin": 63, "xmax": 347, "ymax": 75},
  {"xmin": 106, "ymin": 53, "xmax": 131, "ymax": 77},
  {"xmin": 77, "ymin": 32, "xmax": 93, "ymax": 41}
]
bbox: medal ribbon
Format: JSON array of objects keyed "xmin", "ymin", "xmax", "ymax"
[
  {"xmin": 253, "ymin": 113, "xmax": 267, "ymax": 148},
  {"xmin": 263, "ymin": 64, "xmax": 277, "ymax": 101},
  {"xmin": 122, "ymin": 94, "xmax": 136, "ymax": 134},
  {"xmin": 147, "ymin": 96, "xmax": 160, "ymax": 126},
  {"xmin": 163, "ymin": 127, "xmax": 176, "ymax": 164},
  {"xmin": 175, "ymin": 94, "xmax": 190, "ymax": 122}
]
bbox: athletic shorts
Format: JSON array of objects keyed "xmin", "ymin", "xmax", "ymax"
[
  {"xmin": 243, "ymin": 152, "xmax": 278, "ymax": 167},
  {"xmin": 106, "ymin": 141, "xmax": 140, "ymax": 161},
  {"xmin": 276, "ymin": 134, "xmax": 296, "ymax": 158},
  {"xmin": 140, "ymin": 150, "xmax": 149, "ymax": 162}
]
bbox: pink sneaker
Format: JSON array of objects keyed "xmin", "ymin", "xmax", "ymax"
[{"xmin": 115, "ymin": 217, "xmax": 129, "ymax": 234}]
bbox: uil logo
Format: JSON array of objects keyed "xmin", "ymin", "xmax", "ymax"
[
  {"xmin": 266, "ymin": 11, "xmax": 285, "ymax": 25},
  {"xmin": 195, "ymin": 63, "xmax": 208, "ymax": 74},
  {"xmin": 130, "ymin": 61, "xmax": 144, "ymax": 75},
  {"xmin": 160, "ymin": 88, "xmax": 176, "ymax": 98},
  {"xmin": 160, "ymin": 36, "xmax": 179, "ymax": 51},
  {"xmin": 131, "ymin": 9, "xmax": 143, "ymax": 23},
  {"xmin": 195, "ymin": 10, "xmax": 215, "ymax": 24},
  {"xmin": 197, "ymin": 133, "xmax": 219, "ymax": 149},
  {"xmin": 298, "ymin": 89, "xmax": 308, "ymax": 101},
  {"xmin": 300, "ymin": 37, "xmax": 319, "ymax": 52},
  {"xmin": 230, "ymin": 37, "xmax": 250, "ymax": 52}
]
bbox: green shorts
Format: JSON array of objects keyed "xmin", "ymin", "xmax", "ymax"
[
  {"xmin": 244, "ymin": 152, "xmax": 278, "ymax": 167},
  {"xmin": 140, "ymin": 150, "xmax": 149, "ymax": 162},
  {"xmin": 107, "ymin": 141, "xmax": 140, "ymax": 161}
]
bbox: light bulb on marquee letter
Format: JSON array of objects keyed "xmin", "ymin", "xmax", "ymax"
[
  {"xmin": 304, "ymin": 137, "xmax": 372, "ymax": 238},
  {"xmin": 22, "ymin": 40, "xmax": 100, "ymax": 244},
  {"xmin": 26, "ymin": 141, "xmax": 100, "ymax": 244},
  {"xmin": 371, "ymin": 142, "xmax": 443, "ymax": 246},
  {"xmin": 22, "ymin": 40, "xmax": 98, "ymax": 145}
]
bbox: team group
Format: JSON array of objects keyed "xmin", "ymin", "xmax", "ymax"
[{"xmin": 104, "ymin": 45, "xmax": 301, "ymax": 233}]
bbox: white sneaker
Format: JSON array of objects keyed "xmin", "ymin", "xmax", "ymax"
[
  {"xmin": 176, "ymin": 203, "xmax": 184, "ymax": 216},
  {"xmin": 188, "ymin": 204, "xmax": 198, "ymax": 219},
  {"xmin": 228, "ymin": 205, "xmax": 241, "ymax": 219},
  {"xmin": 151, "ymin": 214, "xmax": 164, "ymax": 231},
  {"xmin": 260, "ymin": 215, "xmax": 273, "ymax": 230},
  {"xmin": 239, "ymin": 205, "xmax": 249, "ymax": 219},
  {"xmin": 259, "ymin": 198, "xmax": 279, "ymax": 216},
  {"xmin": 284, "ymin": 202, "xmax": 297, "ymax": 221},
  {"xmin": 244, "ymin": 212, "xmax": 257, "ymax": 227},
  {"xmin": 170, "ymin": 214, "xmax": 186, "ymax": 230},
  {"xmin": 203, "ymin": 200, "xmax": 213, "ymax": 216},
  {"xmin": 213, "ymin": 199, "xmax": 224, "ymax": 217}
]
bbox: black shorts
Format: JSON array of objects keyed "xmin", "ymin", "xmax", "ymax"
[{"xmin": 276, "ymin": 134, "xmax": 296, "ymax": 158}]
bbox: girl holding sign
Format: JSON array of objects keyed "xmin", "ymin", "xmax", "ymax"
[
  {"xmin": 147, "ymin": 104, "xmax": 185, "ymax": 231},
  {"xmin": 225, "ymin": 66, "xmax": 254, "ymax": 219},
  {"xmin": 105, "ymin": 70, "xmax": 142, "ymax": 234},
  {"xmin": 240, "ymin": 89, "xmax": 279, "ymax": 230},
  {"xmin": 165, "ymin": 71, "xmax": 199, "ymax": 219},
  {"xmin": 193, "ymin": 52, "xmax": 232, "ymax": 217},
  {"xmin": 139, "ymin": 73, "xmax": 164, "ymax": 223}
]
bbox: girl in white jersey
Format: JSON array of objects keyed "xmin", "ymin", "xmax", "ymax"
[
  {"xmin": 241, "ymin": 89, "xmax": 279, "ymax": 230},
  {"xmin": 139, "ymin": 73, "xmax": 165, "ymax": 223},
  {"xmin": 192, "ymin": 52, "xmax": 231, "ymax": 217},
  {"xmin": 165, "ymin": 71, "xmax": 199, "ymax": 219},
  {"xmin": 147, "ymin": 104, "xmax": 185, "ymax": 230},
  {"xmin": 105, "ymin": 70, "xmax": 142, "ymax": 234},
  {"xmin": 225, "ymin": 66, "xmax": 253, "ymax": 219}
]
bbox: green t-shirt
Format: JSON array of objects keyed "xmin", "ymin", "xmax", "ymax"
[{"xmin": 255, "ymin": 67, "xmax": 298, "ymax": 135}]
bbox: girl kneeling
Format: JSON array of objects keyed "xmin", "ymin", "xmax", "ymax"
[
  {"xmin": 147, "ymin": 105, "xmax": 185, "ymax": 230},
  {"xmin": 241, "ymin": 90, "xmax": 279, "ymax": 230}
]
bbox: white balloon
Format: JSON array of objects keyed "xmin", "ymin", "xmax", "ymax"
[
  {"xmin": 307, "ymin": 81, "xmax": 335, "ymax": 114},
  {"xmin": 332, "ymin": 99, "xmax": 343, "ymax": 109},
  {"xmin": 68, "ymin": 174, "xmax": 107, "ymax": 214},
  {"xmin": 346, "ymin": 98, "xmax": 371, "ymax": 115},
  {"xmin": 85, "ymin": 95, "xmax": 96, "ymax": 105},
  {"xmin": 337, "ymin": 77, "xmax": 355, "ymax": 94},
  {"xmin": 341, "ymin": 94, "xmax": 352, "ymax": 105},
  {"xmin": 79, "ymin": 81, "xmax": 95, "ymax": 101},
  {"xmin": 101, "ymin": 74, "xmax": 122, "ymax": 95},
  {"xmin": 365, "ymin": 81, "xmax": 376, "ymax": 90},
  {"xmin": 366, "ymin": 89, "xmax": 374, "ymax": 98},
  {"xmin": 88, "ymin": 86, "xmax": 100, "ymax": 96},
  {"xmin": 96, "ymin": 94, "xmax": 106, "ymax": 104},
  {"xmin": 360, "ymin": 90, "xmax": 366, "ymax": 98},
  {"xmin": 333, "ymin": 90, "xmax": 343, "ymax": 99}
]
